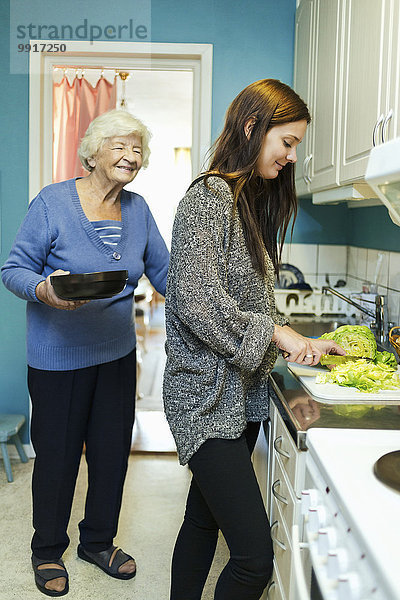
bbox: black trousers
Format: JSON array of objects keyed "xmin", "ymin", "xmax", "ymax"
[
  {"xmin": 28, "ymin": 349, "xmax": 136, "ymax": 559},
  {"xmin": 170, "ymin": 422, "xmax": 273, "ymax": 600}
]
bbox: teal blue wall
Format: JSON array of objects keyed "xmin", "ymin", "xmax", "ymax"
[
  {"xmin": 290, "ymin": 200, "xmax": 399, "ymax": 252},
  {"xmin": 1, "ymin": 7, "xmax": 30, "ymax": 441},
  {"xmin": 0, "ymin": 0, "xmax": 297, "ymax": 442},
  {"xmin": 291, "ymin": 198, "xmax": 350, "ymax": 244},
  {"xmin": 347, "ymin": 205, "xmax": 399, "ymax": 252}
]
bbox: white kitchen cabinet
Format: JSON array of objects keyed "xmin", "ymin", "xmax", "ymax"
[
  {"xmin": 293, "ymin": 0, "xmax": 315, "ymax": 196},
  {"xmin": 294, "ymin": 0, "xmax": 400, "ymax": 199},
  {"xmin": 267, "ymin": 401, "xmax": 306, "ymax": 600},
  {"xmin": 339, "ymin": 0, "xmax": 398, "ymax": 184},
  {"xmin": 252, "ymin": 420, "xmax": 272, "ymax": 511},
  {"xmin": 309, "ymin": 0, "xmax": 342, "ymax": 191},
  {"xmin": 294, "ymin": 0, "xmax": 342, "ymax": 194},
  {"xmin": 386, "ymin": 0, "xmax": 400, "ymax": 140},
  {"xmin": 264, "ymin": 566, "xmax": 286, "ymax": 600}
]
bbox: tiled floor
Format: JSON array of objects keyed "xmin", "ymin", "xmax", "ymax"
[
  {"xmin": 0, "ymin": 453, "xmax": 228, "ymax": 599},
  {"xmin": 0, "ymin": 302, "xmax": 230, "ymax": 599}
]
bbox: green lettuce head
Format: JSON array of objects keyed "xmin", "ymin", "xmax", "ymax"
[{"xmin": 319, "ymin": 325, "xmax": 377, "ymax": 359}]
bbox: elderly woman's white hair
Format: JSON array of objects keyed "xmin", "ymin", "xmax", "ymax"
[{"xmin": 78, "ymin": 109, "xmax": 151, "ymax": 171}]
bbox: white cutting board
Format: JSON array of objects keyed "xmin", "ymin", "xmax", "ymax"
[{"xmin": 287, "ymin": 362, "xmax": 400, "ymax": 404}]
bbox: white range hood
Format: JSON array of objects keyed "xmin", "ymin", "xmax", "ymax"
[{"xmin": 365, "ymin": 136, "xmax": 400, "ymax": 226}]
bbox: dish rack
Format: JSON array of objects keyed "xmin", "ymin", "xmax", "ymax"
[{"xmin": 274, "ymin": 288, "xmax": 359, "ymax": 317}]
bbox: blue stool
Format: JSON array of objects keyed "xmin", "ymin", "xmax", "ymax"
[{"xmin": 0, "ymin": 415, "xmax": 29, "ymax": 482}]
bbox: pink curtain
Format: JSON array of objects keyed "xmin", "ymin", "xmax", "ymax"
[{"xmin": 53, "ymin": 75, "xmax": 117, "ymax": 183}]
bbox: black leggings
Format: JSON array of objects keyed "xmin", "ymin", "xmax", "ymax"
[{"xmin": 170, "ymin": 422, "xmax": 273, "ymax": 600}]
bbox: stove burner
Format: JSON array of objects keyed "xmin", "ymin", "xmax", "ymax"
[{"xmin": 374, "ymin": 450, "xmax": 400, "ymax": 492}]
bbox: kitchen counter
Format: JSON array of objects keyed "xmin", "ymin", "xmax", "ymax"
[{"xmin": 269, "ymin": 355, "xmax": 400, "ymax": 450}]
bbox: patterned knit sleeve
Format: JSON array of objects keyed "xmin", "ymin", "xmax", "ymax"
[{"xmin": 167, "ymin": 181, "xmax": 275, "ymax": 372}]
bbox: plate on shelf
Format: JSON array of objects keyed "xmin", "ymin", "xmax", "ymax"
[{"xmin": 276, "ymin": 263, "xmax": 310, "ymax": 289}]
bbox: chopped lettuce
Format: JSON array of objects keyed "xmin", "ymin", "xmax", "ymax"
[
  {"xmin": 316, "ymin": 324, "xmax": 399, "ymax": 392},
  {"xmin": 375, "ymin": 350, "xmax": 398, "ymax": 369},
  {"xmin": 316, "ymin": 359, "xmax": 400, "ymax": 393},
  {"xmin": 320, "ymin": 325, "xmax": 377, "ymax": 359}
]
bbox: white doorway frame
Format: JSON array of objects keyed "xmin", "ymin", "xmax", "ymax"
[{"xmin": 29, "ymin": 40, "xmax": 213, "ymax": 201}]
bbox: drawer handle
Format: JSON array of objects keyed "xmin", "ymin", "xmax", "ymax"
[
  {"xmin": 273, "ymin": 435, "xmax": 290, "ymax": 459},
  {"xmin": 266, "ymin": 580, "xmax": 276, "ymax": 598},
  {"xmin": 272, "ymin": 479, "xmax": 289, "ymax": 505},
  {"xmin": 270, "ymin": 520, "xmax": 287, "ymax": 551}
]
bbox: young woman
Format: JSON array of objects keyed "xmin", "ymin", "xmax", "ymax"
[{"xmin": 163, "ymin": 79, "xmax": 344, "ymax": 600}]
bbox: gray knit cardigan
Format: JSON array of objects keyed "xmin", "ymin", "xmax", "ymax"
[{"xmin": 163, "ymin": 176, "xmax": 287, "ymax": 465}]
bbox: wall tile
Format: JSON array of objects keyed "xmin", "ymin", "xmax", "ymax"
[
  {"xmin": 305, "ymin": 274, "xmax": 318, "ymax": 288},
  {"xmin": 280, "ymin": 243, "xmax": 290, "ymax": 263},
  {"xmin": 356, "ymin": 248, "xmax": 368, "ymax": 283},
  {"xmin": 346, "ymin": 274, "xmax": 362, "ymax": 290},
  {"xmin": 388, "ymin": 252, "xmax": 400, "ymax": 325},
  {"xmin": 347, "ymin": 246, "xmax": 358, "ymax": 278},
  {"xmin": 285, "ymin": 243, "xmax": 317, "ymax": 275},
  {"xmin": 389, "ymin": 252, "xmax": 400, "ymax": 292},
  {"xmin": 388, "ymin": 292, "xmax": 400, "ymax": 326},
  {"xmin": 318, "ymin": 245, "xmax": 347, "ymax": 275},
  {"xmin": 366, "ymin": 249, "xmax": 389, "ymax": 289}
]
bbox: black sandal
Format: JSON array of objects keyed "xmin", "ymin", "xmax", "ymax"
[
  {"xmin": 77, "ymin": 544, "xmax": 136, "ymax": 580},
  {"xmin": 31, "ymin": 555, "xmax": 69, "ymax": 597}
]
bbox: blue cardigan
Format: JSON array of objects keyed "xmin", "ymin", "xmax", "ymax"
[{"xmin": 1, "ymin": 179, "xmax": 169, "ymax": 370}]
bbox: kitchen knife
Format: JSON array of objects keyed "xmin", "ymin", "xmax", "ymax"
[{"xmin": 320, "ymin": 354, "xmax": 373, "ymax": 365}]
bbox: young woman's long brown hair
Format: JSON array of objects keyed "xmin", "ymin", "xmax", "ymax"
[{"xmin": 205, "ymin": 79, "xmax": 310, "ymax": 277}]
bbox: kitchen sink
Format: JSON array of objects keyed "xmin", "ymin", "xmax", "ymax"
[{"xmin": 287, "ymin": 317, "xmax": 352, "ymax": 338}]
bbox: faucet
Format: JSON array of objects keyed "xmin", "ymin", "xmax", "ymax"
[{"xmin": 321, "ymin": 286, "xmax": 388, "ymax": 344}]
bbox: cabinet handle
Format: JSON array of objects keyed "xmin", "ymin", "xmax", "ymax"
[
  {"xmin": 302, "ymin": 154, "xmax": 311, "ymax": 184},
  {"xmin": 270, "ymin": 520, "xmax": 286, "ymax": 551},
  {"xmin": 272, "ymin": 479, "xmax": 289, "ymax": 505},
  {"xmin": 372, "ymin": 113, "xmax": 384, "ymax": 146},
  {"xmin": 291, "ymin": 524, "xmax": 310, "ymax": 600},
  {"xmin": 306, "ymin": 153, "xmax": 312, "ymax": 184},
  {"xmin": 266, "ymin": 580, "xmax": 276, "ymax": 598},
  {"xmin": 381, "ymin": 108, "xmax": 393, "ymax": 144},
  {"xmin": 302, "ymin": 156, "xmax": 307, "ymax": 183},
  {"xmin": 273, "ymin": 435, "xmax": 290, "ymax": 459}
]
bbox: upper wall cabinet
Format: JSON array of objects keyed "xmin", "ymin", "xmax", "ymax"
[
  {"xmin": 294, "ymin": 0, "xmax": 315, "ymax": 196},
  {"xmin": 339, "ymin": 0, "xmax": 399, "ymax": 184},
  {"xmin": 310, "ymin": 0, "xmax": 341, "ymax": 191},
  {"xmin": 294, "ymin": 0, "xmax": 400, "ymax": 198}
]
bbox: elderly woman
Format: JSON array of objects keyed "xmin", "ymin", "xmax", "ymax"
[{"xmin": 2, "ymin": 109, "xmax": 169, "ymax": 596}]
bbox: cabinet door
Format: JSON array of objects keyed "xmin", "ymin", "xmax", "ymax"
[
  {"xmin": 387, "ymin": 0, "xmax": 400, "ymax": 140},
  {"xmin": 293, "ymin": 0, "xmax": 315, "ymax": 196},
  {"xmin": 339, "ymin": 0, "xmax": 390, "ymax": 183},
  {"xmin": 309, "ymin": 0, "xmax": 342, "ymax": 192},
  {"xmin": 252, "ymin": 421, "xmax": 270, "ymax": 507}
]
